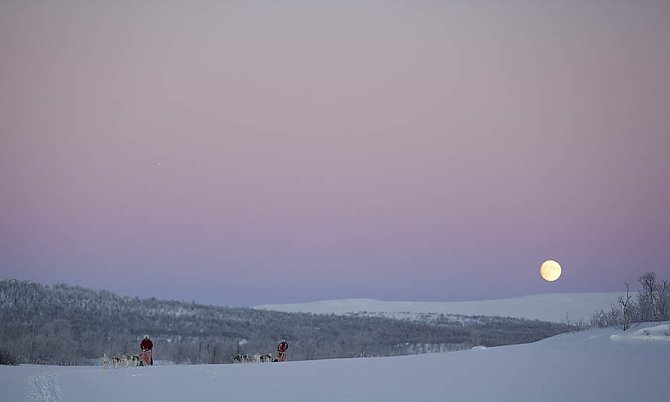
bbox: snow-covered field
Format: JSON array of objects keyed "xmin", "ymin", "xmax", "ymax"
[
  {"xmin": 2, "ymin": 322, "xmax": 668, "ymax": 402},
  {"xmin": 256, "ymin": 292, "xmax": 622, "ymax": 323}
]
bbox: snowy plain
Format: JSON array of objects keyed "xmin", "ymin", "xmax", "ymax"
[
  {"xmin": 2, "ymin": 322, "xmax": 668, "ymax": 402},
  {"xmin": 255, "ymin": 292, "xmax": 623, "ymax": 323}
]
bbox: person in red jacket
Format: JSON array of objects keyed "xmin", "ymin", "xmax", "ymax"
[
  {"xmin": 276, "ymin": 339, "xmax": 288, "ymax": 362},
  {"xmin": 140, "ymin": 335, "xmax": 153, "ymax": 366}
]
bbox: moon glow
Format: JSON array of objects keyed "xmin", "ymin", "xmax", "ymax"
[{"xmin": 540, "ymin": 260, "xmax": 562, "ymax": 282}]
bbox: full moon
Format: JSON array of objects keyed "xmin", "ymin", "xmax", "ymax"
[{"xmin": 540, "ymin": 260, "xmax": 562, "ymax": 282}]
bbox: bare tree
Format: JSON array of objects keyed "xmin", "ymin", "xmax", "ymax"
[
  {"xmin": 637, "ymin": 272, "xmax": 670, "ymax": 322},
  {"xmin": 618, "ymin": 283, "xmax": 633, "ymax": 331},
  {"xmin": 656, "ymin": 280, "xmax": 669, "ymax": 321},
  {"xmin": 638, "ymin": 272, "xmax": 658, "ymax": 321}
]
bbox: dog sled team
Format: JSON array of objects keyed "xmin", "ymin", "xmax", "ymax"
[
  {"xmin": 234, "ymin": 339, "xmax": 289, "ymax": 364},
  {"xmin": 102, "ymin": 352, "xmax": 141, "ymax": 369},
  {"xmin": 102, "ymin": 335, "xmax": 153, "ymax": 369},
  {"xmin": 233, "ymin": 353, "xmax": 273, "ymax": 363},
  {"xmin": 103, "ymin": 336, "xmax": 289, "ymax": 367}
]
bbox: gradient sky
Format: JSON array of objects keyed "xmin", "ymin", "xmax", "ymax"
[{"xmin": 1, "ymin": 1, "xmax": 669, "ymax": 306}]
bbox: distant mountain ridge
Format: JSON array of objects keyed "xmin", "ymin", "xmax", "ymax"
[
  {"xmin": 0, "ymin": 279, "xmax": 575, "ymax": 365},
  {"xmin": 255, "ymin": 292, "xmax": 623, "ymax": 323}
]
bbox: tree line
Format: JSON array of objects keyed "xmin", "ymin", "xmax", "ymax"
[
  {"xmin": 0, "ymin": 279, "xmax": 573, "ymax": 365},
  {"xmin": 591, "ymin": 271, "xmax": 669, "ymax": 330}
]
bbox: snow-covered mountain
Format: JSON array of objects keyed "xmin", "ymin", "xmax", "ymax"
[
  {"xmin": 255, "ymin": 292, "xmax": 622, "ymax": 323},
  {"xmin": 2, "ymin": 322, "xmax": 668, "ymax": 402}
]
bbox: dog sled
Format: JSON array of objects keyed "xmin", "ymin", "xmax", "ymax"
[{"xmin": 140, "ymin": 349, "xmax": 152, "ymax": 366}]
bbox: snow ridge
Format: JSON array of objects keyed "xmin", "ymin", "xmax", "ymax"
[{"xmin": 255, "ymin": 292, "xmax": 623, "ymax": 323}]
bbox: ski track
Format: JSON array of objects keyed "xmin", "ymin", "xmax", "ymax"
[{"xmin": 26, "ymin": 369, "xmax": 63, "ymax": 402}]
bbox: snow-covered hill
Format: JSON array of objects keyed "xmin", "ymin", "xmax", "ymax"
[
  {"xmin": 255, "ymin": 292, "xmax": 622, "ymax": 323},
  {"xmin": 1, "ymin": 322, "xmax": 668, "ymax": 402}
]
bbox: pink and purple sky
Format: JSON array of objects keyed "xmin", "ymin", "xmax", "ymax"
[{"xmin": 1, "ymin": 1, "xmax": 669, "ymax": 306}]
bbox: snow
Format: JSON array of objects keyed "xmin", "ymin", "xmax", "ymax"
[
  {"xmin": 2, "ymin": 322, "xmax": 668, "ymax": 402},
  {"xmin": 255, "ymin": 292, "xmax": 622, "ymax": 323}
]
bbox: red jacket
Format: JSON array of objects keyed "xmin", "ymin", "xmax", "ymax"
[
  {"xmin": 141, "ymin": 338, "xmax": 153, "ymax": 351},
  {"xmin": 278, "ymin": 341, "xmax": 288, "ymax": 353}
]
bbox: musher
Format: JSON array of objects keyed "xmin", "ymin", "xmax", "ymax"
[
  {"xmin": 276, "ymin": 339, "xmax": 288, "ymax": 362},
  {"xmin": 140, "ymin": 335, "xmax": 153, "ymax": 366}
]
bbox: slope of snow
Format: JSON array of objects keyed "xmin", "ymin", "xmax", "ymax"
[
  {"xmin": 255, "ymin": 292, "xmax": 622, "ymax": 323},
  {"xmin": 2, "ymin": 322, "xmax": 668, "ymax": 402}
]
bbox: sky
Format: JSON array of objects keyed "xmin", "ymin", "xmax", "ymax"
[{"xmin": 1, "ymin": 1, "xmax": 669, "ymax": 307}]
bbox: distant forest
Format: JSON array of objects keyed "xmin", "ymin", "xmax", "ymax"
[{"xmin": 0, "ymin": 280, "xmax": 574, "ymax": 365}]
